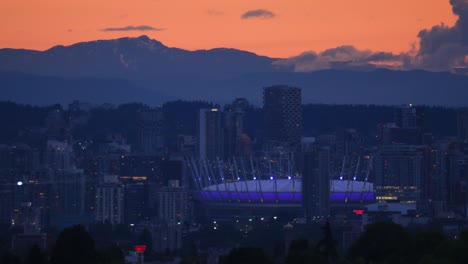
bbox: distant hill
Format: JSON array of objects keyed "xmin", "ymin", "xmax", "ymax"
[
  {"xmin": 0, "ymin": 71, "xmax": 168, "ymax": 106},
  {"xmin": 1, "ymin": 36, "xmax": 468, "ymax": 106}
]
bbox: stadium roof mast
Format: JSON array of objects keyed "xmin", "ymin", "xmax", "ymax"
[
  {"xmin": 360, "ymin": 156, "xmax": 374, "ymax": 203},
  {"xmin": 345, "ymin": 156, "xmax": 360, "ymax": 203}
]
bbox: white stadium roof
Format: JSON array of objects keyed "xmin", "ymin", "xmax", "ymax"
[{"xmin": 202, "ymin": 179, "xmax": 373, "ymax": 193}]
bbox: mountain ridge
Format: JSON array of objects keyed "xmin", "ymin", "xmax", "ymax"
[{"xmin": 0, "ymin": 36, "xmax": 467, "ymax": 106}]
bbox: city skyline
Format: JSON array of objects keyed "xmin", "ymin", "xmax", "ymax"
[{"xmin": 2, "ymin": 1, "xmax": 468, "ymax": 262}]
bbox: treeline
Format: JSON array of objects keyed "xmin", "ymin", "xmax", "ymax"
[
  {"xmin": 2, "ymin": 222, "xmax": 468, "ymax": 264},
  {"xmin": 0, "ymin": 101, "xmax": 459, "ymax": 147},
  {"xmin": 0, "ymin": 224, "xmax": 166, "ymax": 264},
  {"xmin": 222, "ymin": 221, "xmax": 468, "ymax": 264}
]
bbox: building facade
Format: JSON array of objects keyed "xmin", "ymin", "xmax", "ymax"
[
  {"xmin": 302, "ymin": 147, "xmax": 330, "ymax": 218},
  {"xmin": 263, "ymin": 85, "xmax": 302, "ymax": 151},
  {"xmin": 197, "ymin": 109, "xmax": 224, "ymax": 160},
  {"xmin": 138, "ymin": 108, "xmax": 164, "ymax": 155}
]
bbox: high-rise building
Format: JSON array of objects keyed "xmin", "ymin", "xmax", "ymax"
[
  {"xmin": 152, "ymin": 180, "xmax": 188, "ymax": 253},
  {"xmin": 124, "ymin": 182, "xmax": 149, "ymax": 224},
  {"xmin": 138, "ymin": 108, "xmax": 164, "ymax": 155},
  {"xmin": 458, "ymin": 108, "xmax": 468, "ymax": 142},
  {"xmin": 377, "ymin": 105, "xmax": 426, "ymax": 146},
  {"xmin": 302, "ymin": 147, "xmax": 330, "ymax": 218},
  {"xmin": 95, "ymin": 175, "xmax": 124, "ymax": 225},
  {"xmin": 394, "ymin": 104, "xmax": 424, "ymax": 129},
  {"xmin": 432, "ymin": 139, "xmax": 468, "ymax": 217},
  {"xmin": 335, "ymin": 128, "xmax": 361, "ymax": 158},
  {"xmin": 263, "ymin": 85, "xmax": 302, "ymax": 151},
  {"xmin": 378, "ymin": 123, "xmax": 424, "ymax": 146},
  {"xmin": 119, "ymin": 155, "xmax": 160, "ymax": 183},
  {"xmin": 51, "ymin": 168, "xmax": 90, "ymax": 227},
  {"xmin": 197, "ymin": 109, "xmax": 224, "ymax": 160},
  {"xmin": 374, "ymin": 145, "xmax": 428, "ymax": 206},
  {"xmin": 223, "ymin": 106, "xmax": 244, "ymax": 159},
  {"xmin": 46, "ymin": 140, "xmax": 74, "ymax": 171}
]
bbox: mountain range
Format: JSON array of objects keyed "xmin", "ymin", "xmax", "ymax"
[{"xmin": 1, "ymin": 35, "xmax": 467, "ymax": 106}]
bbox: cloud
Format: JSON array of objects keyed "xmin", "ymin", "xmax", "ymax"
[
  {"xmin": 274, "ymin": 46, "xmax": 409, "ymax": 72},
  {"xmin": 276, "ymin": 1, "xmax": 468, "ymax": 73},
  {"xmin": 413, "ymin": 0, "xmax": 468, "ymax": 71},
  {"xmin": 100, "ymin": 25, "xmax": 163, "ymax": 32},
  {"xmin": 241, "ymin": 9, "xmax": 275, "ymax": 19}
]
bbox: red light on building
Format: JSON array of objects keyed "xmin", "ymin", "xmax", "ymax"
[
  {"xmin": 134, "ymin": 245, "xmax": 147, "ymax": 252},
  {"xmin": 353, "ymin": 209, "xmax": 364, "ymax": 215}
]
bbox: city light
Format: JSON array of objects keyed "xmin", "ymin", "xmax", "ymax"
[
  {"xmin": 134, "ymin": 245, "xmax": 147, "ymax": 253},
  {"xmin": 16, "ymin": 181, "xmax": 23, "ymax": 186}
]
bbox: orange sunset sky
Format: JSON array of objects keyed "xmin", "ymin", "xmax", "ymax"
[{"xmin": 0, "ymin": 0, "xmax": 458, "ymax": 58}]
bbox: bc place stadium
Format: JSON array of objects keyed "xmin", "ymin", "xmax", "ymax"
[{"xmin": 186, "ymin": 153, "xmax": 375, "ymax": 218}]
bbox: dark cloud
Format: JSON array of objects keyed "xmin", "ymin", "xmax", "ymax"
[
  {"xmin": 277, "ymin": 0, "xmax": 468, "ymax": 73},
  {"xmin": 274, "ymin": 46, "xmax": 409, "ymax": 72},
  {"xmin": 414, "ymin": 0, "xmax": 468, "ymax": 71},
  {"xmin": 241, "ymin": 9, "xmax": 275, "ymax": 19},
  {"xmin": 100, "ymin": 25, "xmax": 163, "ymax": 32}
]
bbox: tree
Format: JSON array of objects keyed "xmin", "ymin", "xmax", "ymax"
[
  {"xmin": 0, "ymin": 252, "xmax": 21, "ymax": 264},
  {"xmin": 97, "ymin": 245, "xmax": 125, "ymax": 264},
  {"xmin": 137, "ymin": 229, "xmax": 154, "ymax": 260},
  {"xmin": 224, "ymin": 247, "xmax": 271, "ymax": 264},
  {"xmin": 24, "ymin": 245, "xmax": 47, "ymax": 264},
  {"xmin": 349, "ymin": 222, "xmax": 411, "ymax": 264},
  {"xmin": 316, "ymin": 221, "xmax": 338, "ymax": 264},
  {"xmin": 409, "ymin": 230, "xmax": 447, "ymax": 263},
  {"xmin": 50, "ymin": 225, "xmax": 98, "ymax": 264},
  {"xmin": 285, "ymin": 239, "xmax": 317, "ymax": 264}
]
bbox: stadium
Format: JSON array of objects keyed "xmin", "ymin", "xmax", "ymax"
[
  {"xmin": 187, "ymin": 154, "xmax": 375, "ymax": 218},
  {"xmin": 200, "ymin": 179, "xmax": 374, "ymax": 204}
]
